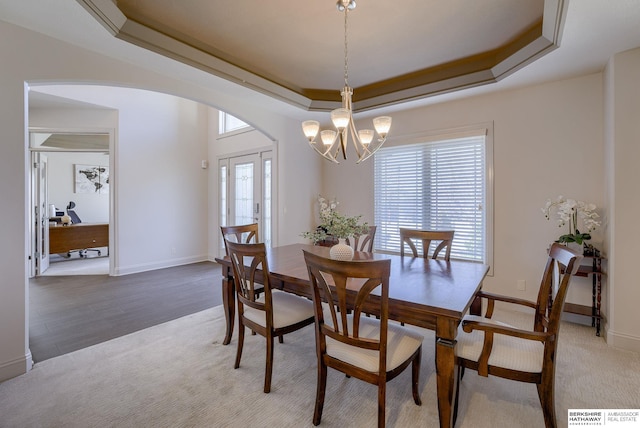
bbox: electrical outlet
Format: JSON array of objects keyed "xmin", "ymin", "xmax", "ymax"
[{"xmin": 517, "ymin": 279, "xmax": 526, "ymax": 291}]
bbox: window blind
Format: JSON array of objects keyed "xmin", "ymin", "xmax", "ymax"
[{"xmin": 374, "ymin": 135, "xmax": 486, "ymax": 262}]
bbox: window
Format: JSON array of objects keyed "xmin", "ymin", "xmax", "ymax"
[
  {"xmin": 374, "ymin": 126, "xmax": 493, "ymax": 266},
  {"xmin": 218, "ymin": 111, "xmax": 250, "ymax": 134}
]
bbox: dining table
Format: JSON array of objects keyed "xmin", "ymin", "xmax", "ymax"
[{"xmin": 215, "ymin": 243, "xmax": 489, "ymax": 428}]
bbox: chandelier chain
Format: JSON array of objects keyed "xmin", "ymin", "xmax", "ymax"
[{"xmin": 343, "ymin": 6, "xmax": 349, "ymax": 86}]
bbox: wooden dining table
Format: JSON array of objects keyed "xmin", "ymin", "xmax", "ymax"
[{"xmin": 215, "ymin": 243, "xmax": 489, "ymax": 428}]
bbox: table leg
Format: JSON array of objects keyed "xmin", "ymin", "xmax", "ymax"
[
  {"xmin": 222, "ymin": 275, "xmax": 235, "ymax": 345},
  {"xmin": 470, "ymin": 294, "xmax": 482, "ymax": 316},
  {"xmin": 435, "ymin": 319, "xmax": 458, "ymax": 428}
]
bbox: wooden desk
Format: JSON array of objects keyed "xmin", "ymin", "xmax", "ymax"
[
  {"xmin": 49, "ymin": 223, "xmax": 109, "ymax": 254},
  {"xmin": 215, "ymin": 243, "xmax": 489, "ymax": 428}
]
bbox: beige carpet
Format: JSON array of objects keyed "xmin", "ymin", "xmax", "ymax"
[{"xmin": 1, "ymin": 306, "xmax": 639, "ymax": 427}]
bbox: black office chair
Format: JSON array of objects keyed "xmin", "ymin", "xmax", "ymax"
[
  {"xmin": 66, "ymin": 201, "xmax": 82, "ymax": 224},
  {"xmin": 65, "ymin": 201, "xmax": 102, "ymax": 258}
]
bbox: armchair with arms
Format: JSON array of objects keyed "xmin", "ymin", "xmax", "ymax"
[{"xmin": 454, "ymin": 243, "xmax": 583, "ymax": 428}]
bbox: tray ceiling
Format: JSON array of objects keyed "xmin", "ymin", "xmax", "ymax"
[{"xmin": 78, "ymin": 0, "xmax": 565, "ymax": 112}]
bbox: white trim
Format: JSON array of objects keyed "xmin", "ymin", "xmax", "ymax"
[
  {"xmin": 114, "ymin": 255, "xmax": 207, "ymax": 276},
  {"xmin": 606, "ymin": 329, "xmax": 640, "ymax": 354},
  {"xmin": 0, "ymin": 351, "xmax": 32, "ymax": 383}
]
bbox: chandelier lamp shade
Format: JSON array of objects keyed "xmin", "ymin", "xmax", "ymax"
[{"xmin": 302, "ymin": 0, "xmax": 392, "ymax": 164}]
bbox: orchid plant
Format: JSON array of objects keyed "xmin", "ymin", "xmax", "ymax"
[
  {"xmin": 301, "ymin": 195, "xmax": 369, "ymax": 243},
  {"xmin": 542, "ymin": 196, "xmax": 601, "ymax": 245}
]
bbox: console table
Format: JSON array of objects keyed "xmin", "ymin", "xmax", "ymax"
[
  {"xmin": 49, "ymin": 223, "xmax": 109, "ymax": 255},
  {"xmin": 563, "ymin": 256, "xmax": 605, "ymax": 336}
]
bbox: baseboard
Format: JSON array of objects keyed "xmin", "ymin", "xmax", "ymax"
[
  {"xmin": 114, "ymin": 255, "xmax": 208, "ymax": 276},
  {"xmin": 606, "ymin": 329, "xmax": 640, "ymax": 353},
  {"xmin": 0, "ymin": 351, "xmax": 32, "ymax": 383}
]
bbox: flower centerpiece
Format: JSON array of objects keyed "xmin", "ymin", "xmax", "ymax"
[
  {"xmin": 542, "ymin": 196, "xmax": 601, "ymax": 245},
  {"xmin": 301, "ymin": 195, "xmax": 369, "ymax": 259}
]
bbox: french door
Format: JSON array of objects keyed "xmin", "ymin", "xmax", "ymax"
[
  {"xmin": 32, "ymin": 152, "xmax": 50, "ymax": 275},
  {"xmin": 219, "ymin": 151, "xmax": 273, "ymax": 255}
]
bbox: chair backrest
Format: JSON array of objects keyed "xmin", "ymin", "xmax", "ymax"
[
  {"xmin": 66, "ymin": 201, "xmax": 82, "ymax": 224},
  {"xmin": 534, "ymin": 243, "xmax": 583, "ymax": 337},
  {"xmin": 303, "ymin": 250, "xmax": 391, "ymax": 372},
  {"xmin": 220, "ymin": 223, "xmax": 259, "ymax": 255},
  {"xmin": 399, "ymin": 228, "xmax": 454, "ymax": 260},
  {"xmin": 346, "ymin": 225, "xmax": 377, "ymax": 252},
  {"xmin": 225, "ymin": 240, "xmax": 273, "ymax": 318}
]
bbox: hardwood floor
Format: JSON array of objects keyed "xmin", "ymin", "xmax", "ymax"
[{"xmin": 29, "ymin": 261, "xmax": 223, "ymax": 363}]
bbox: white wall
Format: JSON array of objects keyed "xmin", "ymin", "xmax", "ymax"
[
  {"xmin": 46, "ymin": 152, "xmax": 110, "ymax": 223},
  {"xmin": 0, "ymin": 19, "xmax": 318, "ymax": 382},
  {"xmin": 30, "ymin": 87, "xmax": 211, "ymax": 275}
]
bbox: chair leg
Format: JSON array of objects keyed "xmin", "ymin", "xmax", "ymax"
[
  {"xmin": 412, "ymin": 347, "xmax": 422, "ymax": 405},
  {"xmin": 313, "ymin": 362, "xmax": 327, "ymax": 426},
  {"xmin": 537, "ymin": 381, "xmax": 557, "ymax": 428},
  {"xmin": 264, "ymin": 334, "xmax": 274, "ymax": 393},
  {"xmin": 234, "ymin": 323, "xmax": 245, "ymax": 369},
  {"xmin": 378, "ymin": 381, "xmax": 386, "ymax": 428},
  {"xmin": 453, "ymin": 364, "xmax": 462, "ymax": 426}
]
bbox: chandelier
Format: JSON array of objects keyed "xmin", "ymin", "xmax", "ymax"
[{"xmin": 302, "ymin": 0, "xmax": 392, "ymax": 164}]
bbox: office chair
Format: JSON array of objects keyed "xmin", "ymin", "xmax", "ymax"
[{"xmin": 65, "ymin": 201, "xmax": 102, "ymax": 258}]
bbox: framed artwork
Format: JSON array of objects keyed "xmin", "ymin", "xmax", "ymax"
[{"xmin": 75, "ymin": 164, "xmax": 109, "ymax": 194}]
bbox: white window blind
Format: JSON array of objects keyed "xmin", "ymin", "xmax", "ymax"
[{"xmin": 374, "ymin": 134, "xmax": 487, "ymax": 262}]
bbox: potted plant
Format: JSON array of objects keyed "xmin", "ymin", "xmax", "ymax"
[
  {"xmin": 542, "ymin": 196, "xmax": 601, "ymax": 251},
  {"xmin": 301, "ymin": 195, "xmax": 369, "ymax": 259}
]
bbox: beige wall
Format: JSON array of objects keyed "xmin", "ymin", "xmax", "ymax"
[
  {"xmin": 1, "ymin": 17, "xmax": 638, "ymax": 384},
  {"xmin": 606, "ymin": 47, "xmax": 640, "ymax": 352},
  {"xmin": 324, "ymin": 73, "xmax": 606, "ymax": 316}
]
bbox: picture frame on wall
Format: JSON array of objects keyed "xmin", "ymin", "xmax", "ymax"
[{"xmin": 74, "ymin": 164, "xmax": 109, "ymax": 194}]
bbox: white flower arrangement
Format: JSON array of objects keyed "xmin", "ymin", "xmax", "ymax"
[
  {"xmin": 542, "ymin": 196, "xmax": 601, "ymax": 245},
  {"xmin": 301, "ymin": 195, "xmax": 368, "ymax": 243},
  {"xmin": 317, "ymin": 195, "xmax": 339, "ymax": 224}
]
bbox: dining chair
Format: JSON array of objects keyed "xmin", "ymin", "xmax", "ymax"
[
  {"xmin": 220, "ymin": 223, "xmax": 259, "ymax": 254},
  {"xmin": 226, "ymin": 240, "xmax": 315, "ymax": 393},
  {"xmin": 399, "ymin": 228, "xmax": 454, "ymax": 260},
  {"xmin": 221, "ymin": 223, "xmax": 263, "ymax": 309},
  {"xmin": 347, "ymin": 225, "xmax": 377, "ymax": 252},
  {"xmin": 454, "ymin": 243, "xmax": 583, "ymax": 428},
  {"xmin": 303, "ymin": 250, "xmax": 423, "ymax": 428}
]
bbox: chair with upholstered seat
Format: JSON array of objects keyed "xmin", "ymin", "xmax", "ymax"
[
  {"xmin": 303, "ymin": 250, "xmax": 423, "ymax": 428},
  {"xmin": 454, "ymin": 243, "xmax": 582, "ymax": 428},
  {"xmin": 221, "ymin": 223, "xmax": 263, "ymax": 313},
  {"xmin": 347, "ymin": 225, "xmax": 377, "ymax": 252},
  {"xmin": 226, "ymin": 240, "xmax": 315, "ymax": 393},
  {"xmin": 399, "ymin": 228, "xmax": 454, "ymax": 260}
]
